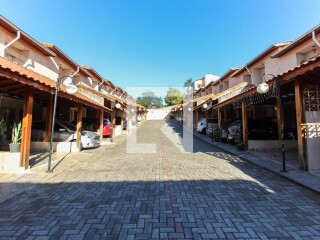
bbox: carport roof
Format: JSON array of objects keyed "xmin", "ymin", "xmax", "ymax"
[
  {"xmin": 0, "ymin": 57, "xmax": 110, "ymax": 111},
  {"xmin": 212, "ymin": 55, "xmax": 320, "ymax": 109}
]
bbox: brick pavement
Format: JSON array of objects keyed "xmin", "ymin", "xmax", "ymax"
[{"xmin": 0, "ymin": 120, "xmax": 320, "ymax": 239}]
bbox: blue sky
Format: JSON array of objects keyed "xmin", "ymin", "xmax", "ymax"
[{"xmin": 1, "ymin": 0, "xmax": 320, "ymax": 94}]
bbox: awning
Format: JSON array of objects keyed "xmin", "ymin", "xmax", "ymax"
[{"xmin": 0, "ymin": 57, "xmax": 110, "ymax": 111}]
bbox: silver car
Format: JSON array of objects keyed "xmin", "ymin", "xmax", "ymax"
[{"xmin": 32, "ymin": 120, "xmax": 100, "ymax": 150}]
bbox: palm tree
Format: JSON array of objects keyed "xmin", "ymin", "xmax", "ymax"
[{"xmin": 184, "ymin": 78, "xmax": 193, "ymax": 87}]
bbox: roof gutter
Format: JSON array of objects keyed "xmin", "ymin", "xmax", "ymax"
[{"xmin": 4, "ymin": 31, "xmax": 20, "ymax": 50}]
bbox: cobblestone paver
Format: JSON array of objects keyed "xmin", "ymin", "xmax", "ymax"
[{"xmin": 1, "ymin": 120, "xmax": 320, "ymax": 239}]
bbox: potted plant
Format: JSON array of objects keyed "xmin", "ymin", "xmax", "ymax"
[
  {"xmin": 0, "ymin": 118, "xmax": 7, "ymax": 142},
  {"xmin": 9, "ymin": 121, "xmax": 22, "ymax": 153},
  {"xmin": 220, "ymin": 128, "xmax": 228, "ymax": 143},
  {"xmin": 235, "ymin": 139, "xmax": 245, "ymax": 151},
  {"xmin": 213, "ymin": 128, "xmax": 221, "ymax": 142}
]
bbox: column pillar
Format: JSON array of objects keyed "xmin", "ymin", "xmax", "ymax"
[
  {"xmin": 112, "ymin": 109, "xmax": 117, "ymax": 138},
  {"xmin": 44, "ymin": 94, "xmax": 54, "ymax": 142},
  {"xmin": 121, "ymin": 109, "xmax": 124, "ymax": 134},
  {"xmin": 205, "ymin": 109, "xmax": 208, "ymax": 135},
  {"xmin": 295, "ymin": 78, "xmax": 307, "ymax": 170},
  {"xmin": 195, "ymin": 109, "xmax": 199, "ymax": 128},
  {"xmin": 218, "ymin": 108, "xmax": 221, "ymax": 128},
  {"xmin": 276, "ymin": 97, "xmax": 282, "ymax": 140},
  {"xmin": 242, "ymin": 102, "xmax": 248, "ymax": 150},
  {"xmin": 20, "ymin": 87, "xmax": 33, "ymax": 169},
  {"xmin": 99, "ymin": 109, "xmax": 103, "ymax": 141},
  {"xmin": 76, "ymin": 103, "xmax": 82, "ymax": 151}
]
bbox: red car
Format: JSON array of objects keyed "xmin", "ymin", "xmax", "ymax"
[{"xmin": 103, "ymin": 119, "xmax": 113, "ymax": 140}]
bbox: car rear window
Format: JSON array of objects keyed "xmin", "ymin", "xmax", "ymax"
[{"xmin": 59, "ymin": 121, "xmax": 76, "ymax": 131}]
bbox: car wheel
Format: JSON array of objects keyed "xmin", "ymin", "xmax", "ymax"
[
  {"xmin": 201, "ymin": 128, "xmax": 206, "ymax": 134},
  {"xmin": 80, "ymin": 143, "xmax": 83, "ymax": 151}
]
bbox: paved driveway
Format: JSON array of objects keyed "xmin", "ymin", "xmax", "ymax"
[{"xmin": 1, "ymin": 120, "xmax": 320, "ymax": 239}]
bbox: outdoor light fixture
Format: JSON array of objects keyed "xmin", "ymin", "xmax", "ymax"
[
  {"xmin": 115, "ymin": 103, "xmax": 121, "ymax": 109},
  {"xmin": 62, "ymin": 75, "xmax": 78, "ymax": 95},
  {"xmin": 188, "ymin": 107, "xmax": 192, "ymax": 112},
  {"xmin": 203, "ymin": 103, "xmax": 208, "ymax": 109},
  {"xmin": 257, "ymin": 73, "xmax": 287, "ymax": 172},
  {"xmin": 179, "ymin": 107, "xmax": 182, "ymax": 111},
  {"xmin": 65, "ymin": 84, "xmax": 78, "ymax": 95},
  {"xmin": 131, "ymin": 108, "xmax": 135, "ymax": 113},
  {"xmin": 48, "ymin": 69, "xmax": 79, "ymax": 172},
  {"xmin": 256, "ymin": 76, "xmax": 270, "ymax": 94}
]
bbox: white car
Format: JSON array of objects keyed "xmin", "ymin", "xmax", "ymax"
[
  {"xmin": 32, "ymin": 120, "xmax": 101, "ymax": 150},
  {"xmin": 197, "ymin": 118, "xmax": 218, "ymax": 134}
]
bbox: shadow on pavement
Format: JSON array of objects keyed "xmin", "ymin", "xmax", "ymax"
[{"xmin": 1, "ymin": 178, "xmax": 320, "ymax": 239}]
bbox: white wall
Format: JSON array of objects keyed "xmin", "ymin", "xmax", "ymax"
[
  {"xmin": 147, "ymin": 109, "xmax": 171, "ymax": 120},
  {"xmin": 271, "ymin": 33, "xmax": 320, "ymax": 76},
  {"xmin": 252, "ymin": 68, "xmax": 264, "ymax": 86},
  {"xmin": 248, "ymin": 140, "xmax": 297, "ymax": 150},
  {"xmin": 305, "ymin": 111, "xmax": 320, "ymax": 173},
  {"xmin": 0, "ymin": 26, "xmax": 59, "ymax": 81}
]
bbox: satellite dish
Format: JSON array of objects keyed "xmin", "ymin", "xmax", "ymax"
[
  {"xmin": 63, "ymin": 76, "xmax": 73, "ymax": 87},
  {"xmin": 65, "ymin": 84, "xmax": 78, "ymax": 95}
]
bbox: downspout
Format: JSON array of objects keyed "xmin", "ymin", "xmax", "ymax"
[
  {"xmin": 245, "ymin": 66, "xmax": 252, "ymax": 75},
  {"xmin": 4, "ymin": 31, "xmax": 20, "ymax": 50},
  {"xmin": 71, "ymin": 66, "xmax": 80, "ymax": 77},
  {"xmin": 312, "ymin": 31, "xmax": 320, "ymax": 48}
]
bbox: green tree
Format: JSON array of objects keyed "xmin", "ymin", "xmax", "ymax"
[
  {"xmin": 184, "ymin": 78, "xmax": 193, "ymax": 87},
  {"xmin": 136, "ymin": 90, "xmax": 164, "ymax": 109},
  {"xmin": 165, "ymin": 88, "xmax": 184, "ymax": 106}
]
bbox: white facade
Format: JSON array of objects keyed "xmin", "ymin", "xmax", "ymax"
[{"xmin": 0, "ymin": 26, "xmax": 58, "ymax": 81}]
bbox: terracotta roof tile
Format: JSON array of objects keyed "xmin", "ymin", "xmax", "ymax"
[{"xmin": 0, "ymin": 57, "xmax": 108, "ymax": 111}]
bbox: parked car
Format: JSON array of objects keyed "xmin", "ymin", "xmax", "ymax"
[
  {"xmin": 31, "ymin": 120, "xmax": 101, "ymax": 150},
  {"xmin": 220, "ymin": 118, "xmax": 240, "ymax": 141},
  {"xmin": 197, "ymin": 118, "xmax": 218, "ymax": 134},
  {"xmin": 177, "ymin": 116, "xmax": 183, "ymax": 124},
  {"xmin": 103, "ymin": 119, "xmax": 113, "ymax": 138},
  {"xmin": 227, "ymin": 119, "xmax": 278, "ymax": 143}
]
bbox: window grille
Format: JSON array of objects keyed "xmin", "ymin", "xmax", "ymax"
[{"xmin": 304, "ymin": 85, "xmax": 320, "ymax": 111}]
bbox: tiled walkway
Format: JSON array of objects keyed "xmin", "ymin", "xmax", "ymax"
[
  {"xmin": 0, "ymin": 120, "xmax": 320, "ymax": 239},
  {"xmin": 186, "ymin": 122, "xmax": 320, "ymax": 193}
]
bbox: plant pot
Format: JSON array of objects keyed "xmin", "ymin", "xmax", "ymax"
[
  {"xmin": 9, "ymin": 143, "xmax": 20, "ymax": 153},
  {"xmin": 221, "ymin": 138, "xmax": 227, "ymax": 143},
  {"xmin": 0, "ymin": 134, "xmax": 7, "ymax": 142},
  {"xmin": 236, "ymin": 144, "xmax": 245, "ymax": 151}
]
